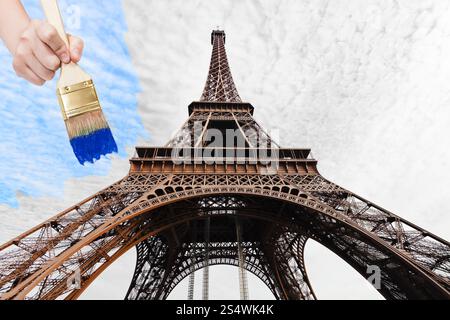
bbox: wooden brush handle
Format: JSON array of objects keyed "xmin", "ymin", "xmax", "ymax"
[
  {"xmin": 40, "ymin": 0, "xmax": 69, "ymax": 46},
  {"xmin": 40, "ymin": 0, "xmax": 91, "ymax": 87}
]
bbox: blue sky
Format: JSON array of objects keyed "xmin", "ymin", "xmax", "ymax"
[{"xmin": 0, "ymin": 0, "xmax": 144, "ymax": 207}]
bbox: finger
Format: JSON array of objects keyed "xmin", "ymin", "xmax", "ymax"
[
  {"xmin": 36, "ymin": 22, "xmax": 70, "ymax": 64},
  {"xmin": 17, "ymin": 65, "xmax": 45, "ymax": 86},
  {"xmin": 68, "ymin": 35, "xmax": 84, "ymax": 63},
  {"xmin": 25, "ymin": 53, "xmax": 55, "ymax": 81},
  {"xmin": 12, "ymin": 46, "xmax": 46, "ymax": 86},
  {"xmin": 31, "ymin": 38, "xmax": 61, "ymax": 71}
]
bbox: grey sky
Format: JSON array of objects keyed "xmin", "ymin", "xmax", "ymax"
[{"xmin": 118, "ymin": 0, "xmax": 450, "ymax": 299}]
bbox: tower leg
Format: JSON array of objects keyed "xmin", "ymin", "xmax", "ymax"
[
  {"xmin": 203, "ymin": 217, "xmax": 211, "ymax": 300},
  {"xmin": 126, "ymin": 236, "xmax": 170, "ymax": 300},
  {"xmin": 263, "ymin": 233, "xmax": 316, "ymax": 300},
  {"xmin": 188, "ymin": 272, "xmax": 195, "ymax": 300},
  {"xmin": 236, "ymin": 218, "xmax": 249, "ymax": 300}
]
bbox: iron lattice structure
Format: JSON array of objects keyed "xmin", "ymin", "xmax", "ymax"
[
  {"xmin": 0, "ymin": 30, "xmax": 449, "ymax": 300},
  {"xmin": 200, "ymin": 31, "xmax": 241, "ymax": 103}
]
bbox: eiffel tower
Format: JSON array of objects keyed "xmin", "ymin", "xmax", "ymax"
[{"xmin": 0, "ymin": 30, "xmax": 449, "ymax": 300}]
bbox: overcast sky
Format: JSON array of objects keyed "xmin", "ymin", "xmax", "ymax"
[{"xmin": 1, "ymin": 0, "xmax": 450, "ymax": 300}]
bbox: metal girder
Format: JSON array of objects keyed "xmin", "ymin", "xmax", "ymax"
[
  {"xmin": 200, "ymin": 30, "xmax": 242, "ymax": 103},
  {"xmin": 0, "ymin": 174, "xmax": 449, "ymax": 300}
]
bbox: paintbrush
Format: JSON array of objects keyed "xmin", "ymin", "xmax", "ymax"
[{"xmin": 41, "ymin": 0, "xmax": 117, "ymax": 164}]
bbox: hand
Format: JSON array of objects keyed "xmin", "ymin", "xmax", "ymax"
[{"xmin": 12, "ymin": 19, "xmax": 83, "ymax": 86}]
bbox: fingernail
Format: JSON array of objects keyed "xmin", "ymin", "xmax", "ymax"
[{"xmin": 61, "ymin": 53, "xmax": 70, "ymax": 64}]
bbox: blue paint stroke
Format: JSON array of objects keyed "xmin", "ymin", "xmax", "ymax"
[{"xmin": 0, "ymin": 0, "xmax": 146, "ymax": 207}]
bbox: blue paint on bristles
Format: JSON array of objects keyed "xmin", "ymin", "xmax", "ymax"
[
  {"xmin": 66, "ymin": 111, "xmax": 118, "ymax": 165},
  {"xmin": 70, "ymin": 128, "xmax": 118, "ymax": 165}
]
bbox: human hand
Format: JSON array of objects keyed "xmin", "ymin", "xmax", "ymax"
[{"xmin": 12, "ymin": 19, "xmax": 83, "ymax": 86}]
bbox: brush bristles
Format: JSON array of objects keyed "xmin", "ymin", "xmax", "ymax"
[
  {"xmin": 65, "ymin": 110, "xmax": 118, "ymax": 165},
  {"xmin": 65, "ymin": 110, "xmax": 109, "ymax": 140}
]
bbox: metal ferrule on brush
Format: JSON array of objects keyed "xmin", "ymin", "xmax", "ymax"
[{"xmin": 57, "ymin": 80, "xmax": 102, "ymax": 120}]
